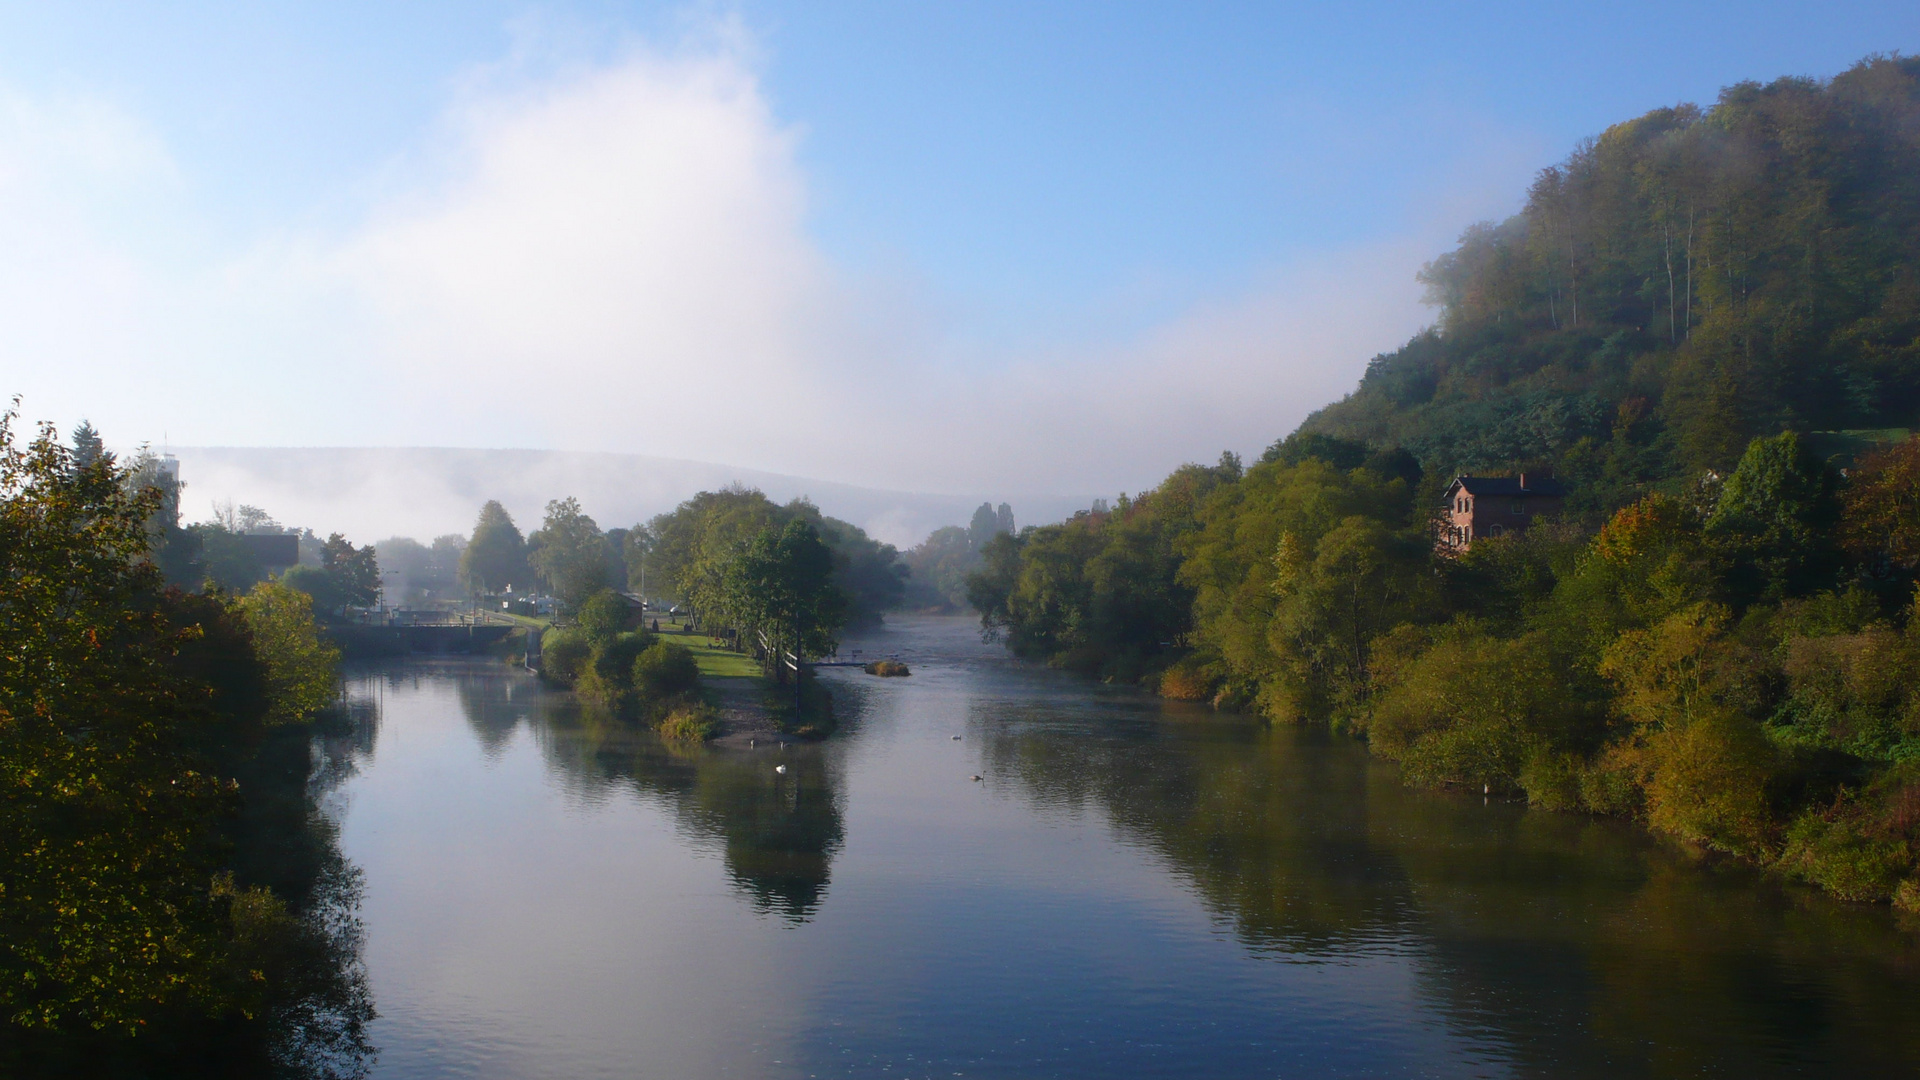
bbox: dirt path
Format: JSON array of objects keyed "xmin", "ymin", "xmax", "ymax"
[{"xmin": 705, "ymin": 676, "xmax": 805, "ymax": 747}]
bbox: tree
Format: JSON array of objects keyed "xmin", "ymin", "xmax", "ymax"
[
  {"xmin": 321, "ymin": 533, "xmax": 381, "ymax": 608},
  {"xmin": 1297, "ymin": 56, "xmax": 1920, "ymax": 495},
  {"xmin": 1265, "ymin": 515, "xmax": 1433, "ymax": 718},
  {"xmin": 237, "ymin": 581, "xmax": 341, "ymax": 726},
  {"xmin": 575, "ymin": 588, "xmax": 629, "ymax": 645},
  {"xmin": 280, "ymin": 534, "xmax": 380, "ymax": 615},
  {"xmin": 1366, "ymin": 625, "xmax": 1586, "ymax": 792},
  {"xmin": 808, "ymin": 514, "xmax": 906, "ymax": 626},
  {"xmin": 0, "ymin": 414, "xmax": 376, "ymax": 1071},
  {"xmin": 459, "ymin": 500, "xmax": 531, "ymax": 595},
  {"xmin": 643, "ymin": 486, "xmax": 908, "ymax": 626},
  {"xmin": 68, "ymin": 421, "xmax": 104, "ymax": 472},
  {"xmin": 901, "ymin": 525, "xmax": 974, "ymax": 609},
  {"xmin": 1600, "ymin": 604, "xmax": 1777, "ymax": 854},
  {"xmin": 0, "ymin": 412, "xmax": 231, "ymax": 1032},
  {"xmin": 1706, "ymin": 432, "xmax": 1841, "ymax": 601},
  {"xmin": 1550, "ymin": 492, "xmax": 1724, "ymax": 658},
  {"xmin": 967, "ymin": 502, "xmax": 1003, "ymax": 553},
  {"xmin": 1179, "ymin": 455, "xmax": 1420, "ymax": 718},
  {"xmin": 192, "ymin": 524, "xmax": 269, "ymax": 591},
  {"xmin": 632, "ymin": 641, "xmax": 700, "ymax": 703},
  {"xmin": 530, "ymin": 497, "xmax": 609, "ymax": 614},
  {"xmin": 1840, "ymin": 435, "xmax": 1920, "ymax": 579},
  {"xmin": 706, "ymin": 520, "xmax": 847, "ymax": 678},
  {"xmin": 966, "ymin": 531, "xmax": 1025, "ymax": 639}
]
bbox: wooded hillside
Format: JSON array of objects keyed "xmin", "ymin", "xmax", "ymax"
[{"xmin": 1304, "ymin": 55, "xmax": 1920, "ymax": 514}]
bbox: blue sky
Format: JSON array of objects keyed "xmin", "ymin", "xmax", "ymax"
[{"xmin": 2, "ymin": 2, "xmax": 1915, "ymax": 497}]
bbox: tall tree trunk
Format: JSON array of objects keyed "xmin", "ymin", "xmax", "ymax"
[
  {"xmin": 1664, "ymin": 221, "xmax": 1678, "ymax": 343},
  {"xmin": 1543, "ymin": 208, "xmax": 1559, "ymax": 328},
  {"xmin": 1684, "ymin": 204, "xmax": 1695, "ymax": 339},
  {"xmin": 1565, "ymin": 201, "xmax": 1580, "ymax": 328}
]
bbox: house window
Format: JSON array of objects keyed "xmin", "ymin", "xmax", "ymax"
[
  {"xmin": 1488, "ymin": 524, "xmax": 1505, "ymax": 538},
  {"xmin": 1512, "ymin": 500, "xmax": 1525, "ymax": 515}
]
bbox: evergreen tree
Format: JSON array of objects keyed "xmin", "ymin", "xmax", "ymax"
[
  {"xmin": 967, "ymin": 502, "xmax": 1001, "ymax": 553},
  {"xmin": 458, "ymin": 500, "xmax": 530, "ymax": 595},
  {"xmin": 68, "ymin": 421, "xmax": 104, "ymax": 472}
]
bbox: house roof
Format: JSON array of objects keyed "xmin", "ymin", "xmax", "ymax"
[
  {"xmin": 1446, "ymin": 475, "xmax": 1569, "ymax": 498},
  {"xmin": 236, "ymin": 532, "xmax": 300, "ymax": 568}
]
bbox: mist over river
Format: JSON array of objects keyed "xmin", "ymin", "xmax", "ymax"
[{"xmin": 327, "ymin": 616, "xmax": 1920, "ymax": 1079}]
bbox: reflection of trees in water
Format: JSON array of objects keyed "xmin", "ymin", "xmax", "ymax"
[
  {"xmin": 549, "ymin": 721, "xmax": 844, "ymax": 921},
  {"xmin": 676, "ymin": 747, "xmax": 843, "ymax": 919},
  {"xmin": 311, "ymin": 697, "xmax": 378, "ymax": 799},
  {"xmin": 454, "ymin": 667, "xmax": 528, "ymax": 757},
  {"xmin": 266, "ymin": 681, "xmax": 386, "ymax": 1079},
  {"xmin": 976, "ymin": 701, "xmax": 1417, "ymax": 955},
  {"xmin": 981, "ymin": 703, "xmax": 1920, "ymax": 1077},
  {"xmin": 1400, "ymin": 822, "xmax": 1920, "ymax": 1077},
  {"xmin": 442, "ymin": 669, "xmax": 846, "ymax": 923}
]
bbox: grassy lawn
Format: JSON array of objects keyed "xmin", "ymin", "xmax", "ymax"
[
  {"xmin": 518, "ymin": 612, "xmax": 761, "ymax": 678},
  {"xmin": 664, "ymin": 631, "xmax": 763, "ymax": 679}
]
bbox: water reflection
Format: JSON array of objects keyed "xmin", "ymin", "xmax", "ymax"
[
  {"xmin": 453, "ymin": 670, "xmax": 523, "ymax": 758},
  {"xmin": 348, "ymin": 663, "xmax": 846, "ymax": 922},
  {"xmin": 977, "ymin": 707, "xmax": 1417, "ymax": 954},
  {"xmin": 536, "ymin": 713, "xmax": 845, "ymax": 921},
  {"xmin": 333, "ymin": 627, "xmax": 1920, "ymax": 1079},
  {"xmin": 964, "ymin": 664, "xmax": 1920, "ymax": 1077}
]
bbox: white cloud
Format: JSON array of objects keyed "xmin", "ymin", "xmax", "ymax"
[
  {"xmin": 1, "ymin": 23, "xmax": 1454, "ymax": 529},
  {"xmin": 0, "ymin": 93, "xmax": 180, "ymax": 404},
  {"xmin": 326, "ymin": 32, "xmax": 1433, "ymax": 496},
  {"xmin": 345, "ymin": 39, "xmax": 847, "ymax": 452}
]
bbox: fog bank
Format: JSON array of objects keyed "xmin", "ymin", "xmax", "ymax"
[{"xmin": 165, "ymin": 446, "xmax": 1094, "ymax": 549}]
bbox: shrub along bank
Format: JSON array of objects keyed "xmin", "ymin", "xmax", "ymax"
[
  {"xmin": 539, "ymin": 589, "xmax": 712, "ymax": 738},
  {"xmin": 975, "ymin": 429, "xmax": 1920, "ymax": 911}
]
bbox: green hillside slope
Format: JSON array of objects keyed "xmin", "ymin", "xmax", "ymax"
[{"xmin": 1302, "ymin": 55, "xmax": 1920, "ymax": 515}]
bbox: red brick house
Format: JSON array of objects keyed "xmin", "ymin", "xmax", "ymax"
[{"xmin": 1439, "ymin": 474, "xmax": 1567, "ymax": 552}]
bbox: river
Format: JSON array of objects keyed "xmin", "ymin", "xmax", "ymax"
[{"xmin": 325, "ymin": 615, "xmax": 1920, "ymax": 1079}]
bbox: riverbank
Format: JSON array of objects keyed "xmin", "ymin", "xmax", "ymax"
[
  {"xmin": 705, "ymin": 677, "xmax": 807, "ymax": 747},
  {"xmin": 648, "ymin": 624, "xmax": 830, "ymax": 744}
]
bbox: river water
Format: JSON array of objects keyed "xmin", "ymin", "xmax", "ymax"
[{"xmin": 327, "ymin": 615, "xmax": 1920, "ymax": 1079}]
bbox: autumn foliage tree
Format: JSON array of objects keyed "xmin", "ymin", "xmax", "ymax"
[
  {"xmin": 0, "ymin": 412, "xmax": 369, "ymax": 1073},
  {"xmin": 0, "ymin": 414, "xmax": 234, "ymax": 1032}
]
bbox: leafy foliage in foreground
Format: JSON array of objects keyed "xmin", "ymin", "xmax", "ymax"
[{"xmin": 0, "ymin": 414, "xmax": 371, "ymax": 1077}]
